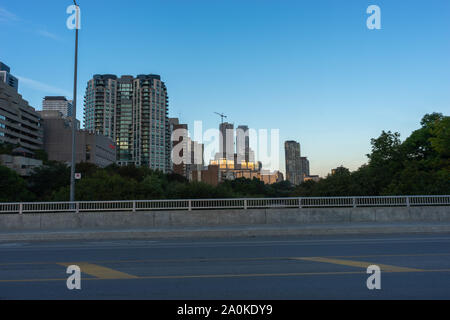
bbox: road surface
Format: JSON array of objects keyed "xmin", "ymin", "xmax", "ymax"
[{"xmin": 1, "ymin": 233, "xmax": 450, "ymax": 299}]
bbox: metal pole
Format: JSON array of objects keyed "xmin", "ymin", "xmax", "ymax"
[{"xmin": 70, "ymin": 2, "xmax": 79, "ymax": 202}]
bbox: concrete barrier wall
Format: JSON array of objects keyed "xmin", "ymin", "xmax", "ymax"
[{"xmin": 0, "ymin": 206, "xmax": 449, "ymax": 231}]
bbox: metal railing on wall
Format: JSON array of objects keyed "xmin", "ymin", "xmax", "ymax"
[{"xmin": 0, "ymin": 195, "xmax": 449, "ymax": 214}]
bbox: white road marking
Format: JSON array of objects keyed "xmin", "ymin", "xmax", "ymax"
[{"xmin": 1, "ymin": 236, "xmax": 450, "ymax": 251}]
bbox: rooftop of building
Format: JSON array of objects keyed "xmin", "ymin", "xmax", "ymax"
[
  {"xmin": 0, "ymin": 62, "xmax": 11, "ymax": 73},
  {"xmin": 92, "ymin": 74, "xmax": 162, "ymax": 81},
  {"xmin": 43, "ymin": 96, "xmax": 68, "ymax": 101},
  {"xmin": 0, "ymin": 81, "xmax": 36, "ymax": 113}
]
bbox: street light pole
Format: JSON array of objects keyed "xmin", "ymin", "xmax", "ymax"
[{"xmin": 70, "ymin": 0, "xmax": 79, "ymax": 202}]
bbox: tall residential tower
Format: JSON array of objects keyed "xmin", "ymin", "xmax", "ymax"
[
  {"xmin": 84, "ymin": 74, "xmax": 170, "ymax": 172},
  {"xmin": 284, "ymin": 140, "xmax": 302, "ymax": 185}
]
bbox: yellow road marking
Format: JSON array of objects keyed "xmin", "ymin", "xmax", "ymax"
[
  {"xmin": 1, "ymin": 269, "xmax": 450, "ymax": 283},
  {"xmin": 57, "ymin": 262, "xmax": 138, "ymax": 279},
  {"xmin": 296, "ymin": 257, "xmax": 423, "ymax": 272}
]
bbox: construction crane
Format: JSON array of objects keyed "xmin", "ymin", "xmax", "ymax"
[{"xmin": 214, "ymin": 112, "xmax": 227, "ymax": 124}]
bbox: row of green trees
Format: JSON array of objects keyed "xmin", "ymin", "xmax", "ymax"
[
  {"xmin": 293, "ymin": 113, "xmax": 450, "ymax": 196},
  {"xmin": 0, "ymin": 161, "xmax": 293, "ymax": 202},
  {"xmin": 0, "ymin": 113, "xmax": 448, "ymax": 202}
]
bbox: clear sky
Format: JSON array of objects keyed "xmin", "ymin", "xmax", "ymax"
[{"xmin": 1, "ymin": 0, "xmax": 449, "ymax": 177}]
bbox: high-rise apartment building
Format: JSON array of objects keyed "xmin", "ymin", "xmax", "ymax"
[
  {"xmin": 0, "ymin": 62, "xmax": 19, "ymax": 92},
  {"xmin": 42, "ymin": 96, "xmax": 73, "ymax": 117},
  {"xmin": 84, "ymin": 74, "xmax": 117, "ymax": 138},
  {"xmin": 284, "ymin": 140, "xmax": 302, "ymax": 185},
  {"xmin": 84, "ymin": 74, "xmax": 170, "ymax": 172}
]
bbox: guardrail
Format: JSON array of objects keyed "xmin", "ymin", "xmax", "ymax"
[{"xmin": 0, "ymin": 195, "xmax": 449, "ymax": 214}]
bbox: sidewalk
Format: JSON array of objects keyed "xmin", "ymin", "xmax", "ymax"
[{"xmin": 1, "ymin": 222, "xmax": 450, "ymax": 241}]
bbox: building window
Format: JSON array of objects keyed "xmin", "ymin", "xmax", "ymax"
[{"xmin": 86, "ymin": 145, "xmax": 91, "ymax": 161}]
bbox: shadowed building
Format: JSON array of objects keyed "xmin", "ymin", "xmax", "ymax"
[
  {"xmin": 169, "ymin": 118, "xmax": 204, "ymax": 178},
  {"xmin": 0, "ymin": 147, "xmax": 43, "ymax": 176},
  {"xmin": 42, "ymin": 96, "xmax": 73, "ymax": 118},
  {"xmin": 39, "ymin": 110, "xmax": 116, "ymax": 167},
  {"xmin": 284, "ymin": 140, "xmax": 301, "ymax": 185},
  {"xmin": 300, "ymin": 156, "xmax": 310, "ymax": 181},
  {"xmin": 0, "ymin": 62, "xmax": 19, "ymax": 92},
  {"xmin": 84, "ymin": 74, "xmax": 170, "ymax": 172},
  {"xmin": 169, "ymin": 118, "xmax": 188, "ymax": 176},
  {"xmin": 0, "ymin": 81, "xmax": 43, "ymax": 151}
]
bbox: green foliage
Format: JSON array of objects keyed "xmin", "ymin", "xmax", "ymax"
[
  {"xmin": 28, "ymin": 162, "xmax": 70, "ymax": 200},
  {"xmin": 104, "ymin": 164, "xmax": 155, "ymax": 182},
  {"xmin": 0, "ymin": 165, "xmax": 34, "ymax": 202},
  {"xmin": 430, "ymin": 116, "xmax": 450, "ymax": 159},
  {"xmin": 75, "ymin": 162, "xmax": 99, "ymax": 178},
  {"xmin": 292, "ymin": 113, "xmax": 450, "ymax": 197},
  {"xmin": 266, "ymin": 180, "xmax": 295, "ymax": 197},
  {"xmin": 293, "ymin": 165, "xmax": 362, "ymax": 196},
  {"xmin": 383, "ymin": 113, "xmax": 450, "ymax": 195},
  {"xmin": 34, "ymin": 149, "xmax": 49, "ymax": 163},
  {"xmin": 166, "ymin": 181, "xmax": 227, "ymax": 199},
  {"xmin": 136, "ymin": 174, "xmax": 166, "ymax": 199},
  {"xmin": 79, "ymin": 171, "xmax": 139, "ymax": 201},
  {"xmin": 0, "ymin": 112, "xmax": 448, "ymax": 203},
  {"xmin": 0, "ymin": 142, "xmax": 16, "ymax": 155},
  {"xmin": 221, "ymin": 178, "xmax": 268, "ymax": 197}
]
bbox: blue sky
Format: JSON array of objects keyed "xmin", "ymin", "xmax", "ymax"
[{"xmin": 1, "ymin": 0, "xmax": 449, "ymax": 176}]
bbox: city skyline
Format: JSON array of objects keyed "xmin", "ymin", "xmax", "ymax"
[{"xmin": 1, "ymin": 0, "xmax": 449, "ymax": 176}]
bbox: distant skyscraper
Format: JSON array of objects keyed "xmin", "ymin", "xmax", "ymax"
[
  {"xmin": 169, "ymin": 117, "xmax": 204, "ymax": 178},
  {"xmin": 169, "ymin": 117, "xmax": 188, "ymax": 176},
  {"xmin": 236, "ymin": 125, "xmax": 249, "ymax": 163},
  {"xmin": 284, "ymin": 140, "xmax": 302, "ymax": 185},
  {"xmin": 0, "ymin": 62, "xmax": 19, "ymax": 92},
  {"xmin": 300, "ymin": 156, "xmax": 310, "ymax": 180},
  {"xmin": 42, "ymin": 96, "xmax": 73, "ymax": 117},
  {"xmin": 84, "ymin": 74, "xmax": 170, "ymax": 172},
  {"xmin": 219, "ymin": 122, "xmax": 234, "ymax": 160}
]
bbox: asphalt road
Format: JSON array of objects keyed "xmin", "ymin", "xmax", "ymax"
[{"xmin": 1, "ymin": 233, "xmax": 450, "ymax": 299}]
